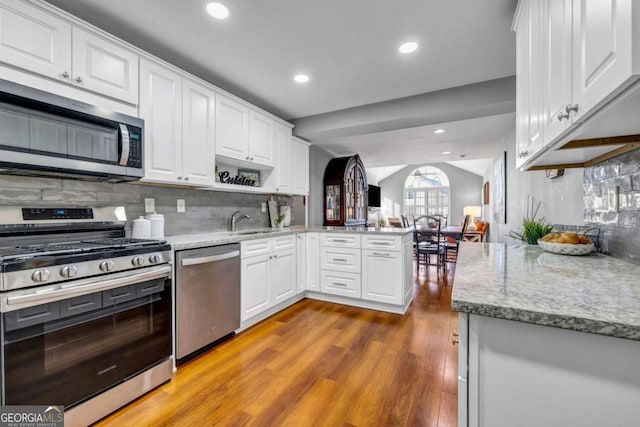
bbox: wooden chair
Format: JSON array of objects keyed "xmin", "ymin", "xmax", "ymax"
[
  {"xmin": 413, "ymin": 215, "xmax": 446, "ymax": 274},
  {"xmin": 444, "ymin": 214, "xmax": 471, "ymax": 264},
  {"xmin": 387, "ymin": 217, "xmax": 402, "ymax": 228}
]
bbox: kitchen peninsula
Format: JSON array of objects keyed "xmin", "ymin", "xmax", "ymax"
[
  {"xmin": 452, "ymin": 242, "xmax": 640, "ymax": 427},
  {"xmin": 167, "ymin": 226, "xmax": 414, "ymax": 330}
]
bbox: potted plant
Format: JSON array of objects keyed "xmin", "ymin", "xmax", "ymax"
[
  {"xmin": 510, "ymin": 196, "xmax": 553, "ymax": 245},
  {"xmin": 274, "ymin": 213, "xmax": 286, "ymax": 229}
]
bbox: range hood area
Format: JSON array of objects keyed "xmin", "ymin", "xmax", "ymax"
[{"xmin": 521, "ymin": 77, "xmax": 640, "ymax": 172}]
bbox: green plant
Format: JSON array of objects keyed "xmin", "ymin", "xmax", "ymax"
[
  {"xmin": 275, "ymin": 213, "xmax": 286, "ymax": 226},
  {"xmin": 510, "ymin": 196, "xmax": 553, "ymax": 245}
]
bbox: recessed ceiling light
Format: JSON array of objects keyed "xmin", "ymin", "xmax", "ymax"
[
  {"xmin": 294, "ymin": 74, "xmax": 309, "ymax": 83},
  {"xmin": 442, "ymin": 151, "xmax": 451, "ymax": 155},
  {"xmin": 206, "ymin": 2, "xmax": 229, "ymax": 19},
  {"xmin": 399, "ymin": 41, "xmax": 418, "ymax": 54},
  {"xmin": 434, "ymin": 129, "xmax": 446, "ymax": 134}
]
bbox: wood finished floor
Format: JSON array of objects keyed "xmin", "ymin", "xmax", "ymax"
[{"xmin": 96, "ymin": 264, "xmax": 458, "ymax": 427}]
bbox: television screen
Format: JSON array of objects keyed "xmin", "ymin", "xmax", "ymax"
[{"xmin": 368, "ymin": 185, "xmax": 381, "ymax": 207}]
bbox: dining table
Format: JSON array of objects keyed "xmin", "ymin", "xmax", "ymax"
[{"xmin": 415, "ymin": 225, "xmax": 464, "ymax": 240}]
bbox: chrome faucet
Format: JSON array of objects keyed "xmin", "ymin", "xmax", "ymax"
[{"xmin": 230, "ymin": 211, "xmax": 250, "ymax": 231}]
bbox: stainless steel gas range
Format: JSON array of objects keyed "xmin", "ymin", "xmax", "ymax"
[{"xmin": 0, "ymin": 206, "xmax": 173, "ymax": 427}]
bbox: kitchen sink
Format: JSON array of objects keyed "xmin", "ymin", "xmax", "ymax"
[{"xmin": 234, "ymin": 229, "xmax": 279, "ymax": 235}]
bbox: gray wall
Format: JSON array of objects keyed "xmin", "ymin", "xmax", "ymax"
[
  {"xmin": 0, "ymin": 175, "xmax": 301, "ymax": 236},
  {"xmin": 379, "ymin": 163, "xmax": 483, "ymax": 226},
  {"xmin": 308, "ymin": 145, "xmax": 333, "ymax": 226}
]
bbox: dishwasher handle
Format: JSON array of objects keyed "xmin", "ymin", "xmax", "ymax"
[{"xmin": 181, "ymin": 250, "xmax": 240, "ymax": 266}]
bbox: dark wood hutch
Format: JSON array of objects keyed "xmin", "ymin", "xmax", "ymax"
[{"xmin": 323, "ymin": 154, "xmax": 368, "ymax": 226}]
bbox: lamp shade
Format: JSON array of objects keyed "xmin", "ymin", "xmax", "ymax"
[
  {"xmin": 463, "ymin": 205, "xmax": 482, "ymax": 219},
  {"xmin": 463, "ymin": 205, "xmax": 482, "ymax": 231}
]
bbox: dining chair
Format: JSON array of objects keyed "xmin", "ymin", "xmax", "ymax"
[
  {"xmin": 400, "ymin": 214, "xmax": 410, "ymax": 228},
  {"xmin": 432, "ymin": 213, "xmax": 448, "ymax": 228},
  {"xmin": 413, "ymin": 215, "xmax": 446, "ymax": 274},
  {"xmin": 444, "ymin": 214, "xmax": 471, "ymax": 264}
]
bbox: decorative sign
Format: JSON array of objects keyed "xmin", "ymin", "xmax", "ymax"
[{"xmin": 217, "ymin": 170, "xmax": 259, "ymax": 187}]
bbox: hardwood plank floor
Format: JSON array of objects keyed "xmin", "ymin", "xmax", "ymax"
[{"xmin": 95, "ymin": 264, "xmax": 458, "ymax": 427}]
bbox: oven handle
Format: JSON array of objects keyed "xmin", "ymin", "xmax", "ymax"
[{"xmin": 4, "ymin": 265, "xmax": 171, "ymax": 311}]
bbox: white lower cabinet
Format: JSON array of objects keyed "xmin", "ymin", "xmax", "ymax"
[
  {"xmin": 296, "ymin": 234, "xmax": 306, "ymax": 293},
  {"xmin": 320, "ymin": 270, "xmax": 361, "ymax": 298},
  {"xmin": 240, "ymin": 236, "xmax": 296, "ymax": 322},
  {"xmin": 241, "ymin": 252, "xmax": 271, "ymax": 320},
  {"xmin": 361, "ymin": 249, "xmax": 401, "ymax": 304},
  {"xmin": 305, "ymin": 232, "xmax": 320, "ymax": 292},
  {"xmin": 459, "ymin": 313, "xmax": 640, "ymax": 427}
]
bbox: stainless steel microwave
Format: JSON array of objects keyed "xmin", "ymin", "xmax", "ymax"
[{"xmin": 0, "ymin": 79, "xmax": 143, "ymax": 182}]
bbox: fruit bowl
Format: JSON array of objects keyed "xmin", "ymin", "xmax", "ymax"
[{"xmin": 537, "ymin": 239, "xmax": 595, "ymax": 256}]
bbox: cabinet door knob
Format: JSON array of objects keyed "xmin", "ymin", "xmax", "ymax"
[
  {"xmin": 75, "ymin": 76, "xmax": 83, "ymax": 83},
  {"xmin": 452, "ymin": 330, "xmax": 459, "ymax": 345},
  {"xmin": 565, "ymin": 104, "xmax": 579, "ymax": 114},
  {"xmin": 177, "ymin": 176, "xmax": 183, "ymax": 180},
  {"xmin": 557, "ymin": 111, "xmax": 570, "ymax": 122},
  {"xmin": 245, "ymin": 156, "xmax": 250, "ymax": 160},
  {"xmin": 184, "ymin": 176, "xmax": 189, "ymax": 181},
  {"xmin": 250, "ymin": 156, "xmax": 254, "ymax": 161},
  {"xmin": 60, "ymin": 71, "xmax": 70, "ymax": 79}
]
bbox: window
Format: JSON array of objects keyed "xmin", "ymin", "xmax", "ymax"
[{"xmin": 404, "ymin": 166, "xmax": 450, "ymax": 219}]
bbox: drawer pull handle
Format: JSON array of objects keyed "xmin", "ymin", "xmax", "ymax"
[
  {"xmin": 332, "ymin": 239, "xmax": 348, "ymax": 243},
  {"xmin": 332, "ymin": 258, "xmax": 348, "ymax": 262},
  {"xmin": 371, "ymin": 242, "xmax": 390, "ymax": 245},
  {"xmin": 452, "ymin": 330, "xmax": 459, "ymax": 345},
  {"xmin": 372, "ymin": 252, "xmax": 390, "ymax": 257},
  {"xmin": 332, "ymin": 282, "xmax": 348, "ymax": 287}
]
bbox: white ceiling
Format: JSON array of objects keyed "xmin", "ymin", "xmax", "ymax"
[{"xmin": 46, "ymin": 0, "xmax": 518, "ymax": 172}]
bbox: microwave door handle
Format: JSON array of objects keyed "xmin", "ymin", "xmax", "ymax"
[{"xmin": 118, "ymin": 124, "xmax": 130, "ymax": 166}]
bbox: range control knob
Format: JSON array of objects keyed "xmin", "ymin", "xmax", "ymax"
[
  {"xmin": 149, "ymin": 254, "xmax": 162, "ymax": 264},
  {"xmin": 99, "ymin": 260, "xmax": 115, "ymax": 272},
  {"xmin": 131, "ymin": 256, "xmax": 145, "ymax": 267},
  {"xmin": 31, "ymin": 269, "xmax": 51, "ymax": 283},
  {"xmin": 60, "ymin": 265, "xmax": 78, "ymax": 278}
]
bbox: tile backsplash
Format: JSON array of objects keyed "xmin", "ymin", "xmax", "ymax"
[
  {"xmin": 0, "ymin": 175, "xmax": 302, "ymax": 236},
  {"xmin": 584, "ymin": 148, "xmax": 640, "ymax": 264}
]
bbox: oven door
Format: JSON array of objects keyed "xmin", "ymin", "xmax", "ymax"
[{"xmin": 0, "ymin": 267, "xmax": 171, "ymax": 408}]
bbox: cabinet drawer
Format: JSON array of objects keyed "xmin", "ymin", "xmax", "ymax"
[
  {"xmin": 320, "ymin": 247, "xmax": 361, "ymax": 273},
  {"xmin": 272, "ymin": 234, "xmax": 295, "ymax": 251},
  {"xmin": 241, "ymin": 238, "xmax": 271, "ymax": 258},
  {"xmin": 362, "ymin": 235, "xmax": 401, "ymax": 251},
  {"xmin": 320, "ymin": 233, "xmax": 361, "ymax": 248},
  {"xmin": 320, "ymin": 270, "xmax": 361, "ymax": 298}
]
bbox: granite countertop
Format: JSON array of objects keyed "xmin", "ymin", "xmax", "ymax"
[
  {"xmin": 452, "ymin": 242, "xmax": 640, "ymax": 340},
  {"xmin": 166, "ymin": 226, "xmax": 412, "ymax": 250}
]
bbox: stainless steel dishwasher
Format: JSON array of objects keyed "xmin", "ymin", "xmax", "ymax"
[{"xmin": 176, "ymin": 243, "xmax": 240, "ymax": 361}]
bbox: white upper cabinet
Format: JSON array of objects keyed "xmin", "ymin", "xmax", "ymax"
[
  {"xmin": 181, "ymin": 78, "xmax": 216, "ymax": 185},
  {"xmin": 0, "ymin": 0, "xmax": 138, "ymax": 104},
  {"xmin": 71, "ymin": 28, "xmax": 138, "ymax": 104},
  {"xmin": 515, "ymin": 0, "xmax": 640, "ymax": 169},
  {"xmin": 215, "ymin": 94, "xmax": 249, "ymax": 161},
  {"xmin": 216, "ymin": 93, "xmax": 276, "ymax": 169},
  {"xmin": 571, "ymin": 0, "xmax": 634, "ymax": 122},
  {"xmin": 0, "ymin": 1, "xmax": 71, "ymax": 79},
  {"xmin": 514, "ymin": 0, "xmax": 544, "ymax": 168},
  {"xmin": 139, "ymin": 59, "xmax": 183, "ymax": 183},
  {"xmin": 542, "ymin": 0, "xmax": 573, "ymax": 146},
  {"xmin": 139, "ymin": 59, "xmax": 215, "ymax": 186},
  {"xmin": 291, "ymin": 137, "xmax": 309, "ymax": 195},
  {"xmin": 248, "ymin": 109, "xmax": 275, "ymax": 167},
  {"xmin": 274, "ymin": 123, "xmax": 292, "ymax": 193}
]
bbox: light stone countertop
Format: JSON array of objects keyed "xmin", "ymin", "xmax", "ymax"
[
  {"xmin": 452, "ymin": 242, "xmax": 640, "ymax": 340},
  {"xmin": 166, "ymin": 226, "xmax": 412, "ymax": 251}
]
